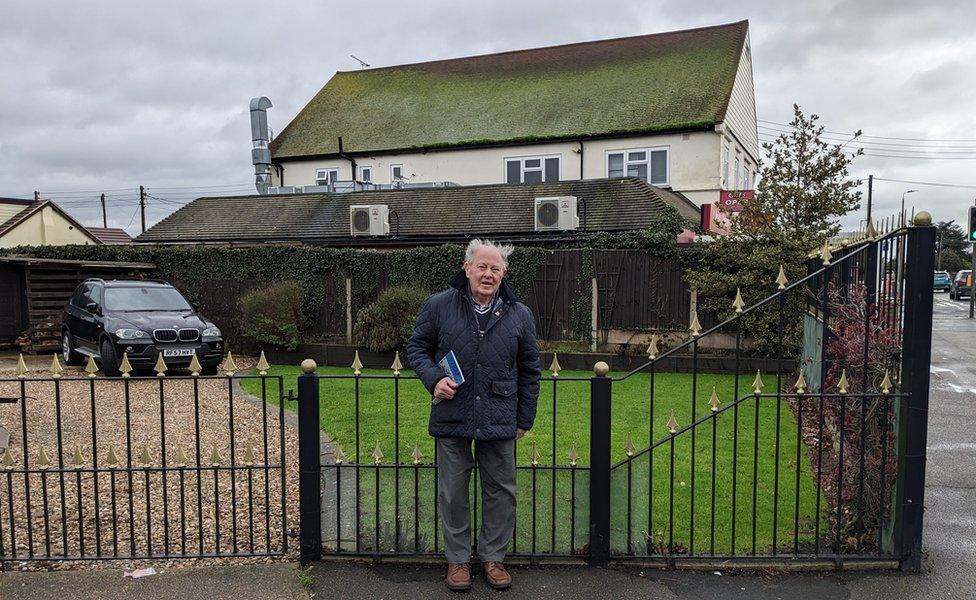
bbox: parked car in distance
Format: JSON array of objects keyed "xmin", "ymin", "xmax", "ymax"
[
  {"xmin": 950, "ymin": 270, "xmax": 972, "ymax": 301},
  {"xmin": 934, "ymin": 271, "xmax": 951, "ymax": 293},
  {"xmin": 61, "ymin": 279, "xmax": 224, "ymax": 376}
]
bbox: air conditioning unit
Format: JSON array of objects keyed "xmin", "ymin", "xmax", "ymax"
[
  {"xmin": 350, "ymin": 205, "xmax": 390, "ymax": 236},
  {"xmin": 267, "ymin": 186, "xmax": 300, "ymax": 195},
  {"xmin": 534, "ymin": 196, "xmax": 579, "ymax": 231}
]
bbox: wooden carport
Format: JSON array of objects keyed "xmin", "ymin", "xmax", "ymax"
[{"xmin": 0, "ymin": 257, "xmax": 155, "ymax": 353}]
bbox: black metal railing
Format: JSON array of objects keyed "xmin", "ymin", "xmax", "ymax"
[
  {"xmin": 0, "ymin": 371, "xmax": 290, "ymax": 562},
  {"xmin": 294, "ymin": 220, "xmax": 934, "ymax": 570}
]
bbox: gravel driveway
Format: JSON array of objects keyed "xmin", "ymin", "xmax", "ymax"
[{"xmin": 0, "ymin": 358, "xmax": 299, "ymax": 570}]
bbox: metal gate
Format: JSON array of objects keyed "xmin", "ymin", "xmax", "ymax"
[
  {"xmin": 0, "ymin": 360, "xmax": 290, "ymax": 562},
  {"xmin": 293, "ymin": 219, "xmax": 934, "ymax": 570}
]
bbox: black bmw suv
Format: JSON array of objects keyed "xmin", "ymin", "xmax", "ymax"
[{"xmin": 61, "ymin": 279, "xmax": 224, "ymax": 376}]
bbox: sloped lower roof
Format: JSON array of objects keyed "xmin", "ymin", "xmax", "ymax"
[
  {"xmin": 136, "ymin": 178, "xmax": 700, "ymax": 244},
  {"xmin": 270, "ymin": 21, "xmax": 749, "ymax": 159},
  {"xmin": 88, "ymin": 227, "xmax": 134, "ymax": 245}
]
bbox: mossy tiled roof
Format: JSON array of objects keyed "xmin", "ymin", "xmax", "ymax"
[
  {"xmin": 270, "ymin": 21, "xmax": 748, "ymax": 159},
  {"xmin": 136, "ymin": 178, "xmax": 700, "ymax": 244}
]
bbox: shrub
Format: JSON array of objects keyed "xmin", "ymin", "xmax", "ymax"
[
  {"xmin": 241, "ymin": 281, "xmax": 304, "ymax": 350},
  {"xmin": 354, "ymin": 286, "xmax": 430, "ymax": 352}
]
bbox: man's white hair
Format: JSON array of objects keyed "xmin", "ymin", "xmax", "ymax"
[{"xmin": 464, "ymin": 238, "xmax": 514, "ymax": 267}]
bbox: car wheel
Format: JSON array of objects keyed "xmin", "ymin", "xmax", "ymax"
[
  {"xmin": 100, "ymin": 339, "xmax": 121, "ymax": 377},
  {"xmin": 61, "ymin": 330, "xmax": 83, "ymax": 366}
]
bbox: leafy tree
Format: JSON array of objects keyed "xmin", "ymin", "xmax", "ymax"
[
  {"xmin": 734, "ymin": 104, "xmax": 863, "ymax": 246},
  {"xmin": 688, "ymin": 105, "xmax": 863, "ymax": 355},
  {"xmin": 935, "ymin": 220, "xmax": 973, "ymax": 274}
]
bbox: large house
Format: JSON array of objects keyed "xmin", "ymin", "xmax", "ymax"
[{"xmin": 260, "ymin": 21, "xmax": 759, "ymax": 221}]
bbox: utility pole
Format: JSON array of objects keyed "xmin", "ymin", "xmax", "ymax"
[
  {"xmin": 866, "ymin": 174, "xmax": 873, "ymax": 226},
  {"xmin": 100, "ymin": 193, "xmax": 107, "ymax": 228},
  {"xmin": 33, "ymin": 190, "xmax": 40, "ymax": 202},
  {"xmin": 139, "ymin": 185, "xmax": 146, "ymax": 233},
  {"xmin": 970, "ymin": 200, "xmax": 976, "ymax": 319}
]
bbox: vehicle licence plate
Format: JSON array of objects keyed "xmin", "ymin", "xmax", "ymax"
[{"xmin": 162, "ymin": 348, "xmax": 195, "ymax": 357}]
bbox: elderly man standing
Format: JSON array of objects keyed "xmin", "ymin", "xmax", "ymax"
[{"xmin": 407, "ymin": 238, "xmax": 540, "ymax": 592}]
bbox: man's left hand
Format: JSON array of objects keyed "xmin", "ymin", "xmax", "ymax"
[{"xmin": 516, "ymin": 428, "xmax": 526, "ymax": 440}]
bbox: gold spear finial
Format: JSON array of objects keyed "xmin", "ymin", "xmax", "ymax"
[
  {"xmin": 85, "ymin": 355, "xmax": 99, "ymax": 378},
  {"xmin": 752, "ymin": 370, "xmax": 764, "ymax": 394},
  {"xmin": 351, "ymin": 351, "xmax": 363, "ymax": 375},
  {"xmin": 1, "ymin": 449, "xmax": 15, "ymax": 469},
  {"xmin": 16, "ymin": 353, "xmax": 28, "ymax": 378},
  {"xmin": 625, "ymin": 434, "xmax": 635, "ymax": 457},
  {"xmin": 371, "ymin": 442, "xmax": 384, "ymax": 465},
  {"xmin": 865, "ymin": 220, "xmax": 878, "ymax": 240},
  {"xmin": 256, "ymin": 351, "xmax": 271, "ymax": 376},
  {"xmin": 391, "ymin": 351, "xmax": 403, "ymax": 376},
  {"xmin": 667, "ymin": 410, "xmax": 679, "ymax": 435},
  {"xmin": 776, "ymin": 265, "xmax": 789, "ymax": 290},
  {"xmin": 881, "ymin": 369, "xmax": 892, "ymax": 394},
  {"xmin": 243, "ymin": 444, "xmax": 257, "ymax": 466},
  {"xmin": 70, "ymin": 445, "xmax": 85, "ymax": 469},
  {"xmin": 568, "ymin": 444, "xmax": 579, "ymax": 467},
  {"xmin": 154, "ymin": 353, "xmax": 168, "ymax": 377},
  {"xmin": 334, "ymin": 444, "xmax": 346, "ymax": 465},
  {"xmin": 50, "ymin": 353, "xmax": 64, "ymax": 378},
  {"xmin": 709, "ymin": 386, "xmax": 720, "ymax": 412},
  {"xmin": 36, "ymin": 446, "xmax": 52, "ymax": 469},
  {"xmin": 120, "ymin": 352, "xmax": 133, "ymax": 378},
  {"xmin": 189, "ymin": 352, "xmax": 202, "ymax": 377},
  {"xmin": 105, "ymin": 444, "xmax": 121, "ymax": 468},
  {"xmin": 647, "ymin": 334, "xmax": 659, "ymax": 360},
  {"xmin": 138, "ymin": 445, "xmax": 153, "ymax": 467},
  {"xmin": 173, "ymin": 445, "xmax": 189, "ymax": 467},
  {"xmin": 530, "ymin": 443, "xmax": 540, "ymax": 466},
  {"xmin": 209, "ymin": 445, "xmax": 223, "ymax": 466},
  {"xmin": 838, "ymin": 369, "xmax": 849, "ymax": 394},
  {"xmin": 732, "ymin": 288, "xmax": 746, "ymax": 313},
  {"xmin": 819, "ymin": 242, "xmax": 833, "ymax": 266},
  {"xmin": 222, "ymin": 351, "xmax": 238, "ymax": 376},
  {"xmin": 412, "ymin": 444, "xmax": 423, "ymax": 465},
  {"xmin": 549, "ymin": 353, "xmax": 562, "ymax": 377},
  {"xmin": 689, "ymin": 309, "xmax": 702, "ymax": 337},
  {"xmin": 795, "ymin": 370, "xmax": 808, "ymax": 394}
]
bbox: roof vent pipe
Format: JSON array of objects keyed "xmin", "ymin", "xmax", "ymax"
[{"xmin": 250, "ymin": 97, "xmax": 273, "ymax": 195}]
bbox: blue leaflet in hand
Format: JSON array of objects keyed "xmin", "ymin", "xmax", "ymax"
[{"xmin": 438, "ymin": 350, "xmax": 465, "ymax": 386}]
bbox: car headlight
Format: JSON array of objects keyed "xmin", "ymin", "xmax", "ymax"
[
  {"xmin": 115, "ymin": 328, "xmax": 147, "ymax": 339},
  {"xmin": 202, "ymin": 326, "xmax": 221, "ymax": 338}
]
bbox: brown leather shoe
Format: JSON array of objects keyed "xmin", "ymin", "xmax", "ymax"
[
  {"xmin": 446, "ymin": 563, "xmax": 472, "ymax": 592},
  {"xmin": 483, "ymin": 561, "xmax": 512, "ymax": 590}
]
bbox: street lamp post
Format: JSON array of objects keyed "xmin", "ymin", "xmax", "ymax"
[{"xmin": 901, "ymin": 190, "xmax": 917, "ymax": 226}]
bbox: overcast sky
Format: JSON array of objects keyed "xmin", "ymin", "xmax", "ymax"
[{"xmin": 3, "ymin": 0, "xmax": 975, "ymax": 235}]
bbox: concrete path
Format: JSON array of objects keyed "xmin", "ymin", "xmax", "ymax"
[{"xmin": 0, "ymin": 563, "xmax": 307, "ymax": 600}]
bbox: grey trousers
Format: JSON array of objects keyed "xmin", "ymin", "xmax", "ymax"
[{"xmin": 436, "ymin": 437, "xmax": 516, "ymax": 563}]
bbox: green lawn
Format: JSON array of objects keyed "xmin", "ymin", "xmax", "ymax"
[{"xmin": 241, "ymin": 366, "xmax": 821, "ymax": 556}]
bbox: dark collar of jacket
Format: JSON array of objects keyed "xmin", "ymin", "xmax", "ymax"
[{"xmin": 448, "ymin": 270, "xmax": 520, "ymax": 306}]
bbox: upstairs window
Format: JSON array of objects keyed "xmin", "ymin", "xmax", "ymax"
[
  {"xmin": 733, "ymin": 155, "xmax": 740, "ymax": 190},
  {"xmin": 505, "ymin": 155, "xmax": 560, "ymax": 184},
  {"xmin": 607, "ymin": 148, "xmax": 669, "ymax": 186},
  {"xmin": 358, "ymin": 166, "xmax": 372, "ymax": 182},
  {"xmin": 391, "ymin": 164, "xmax": 403, "ymax": 181},
  {"xmin": 315, "ymin": 168, "xmax": 339, "ymax": 185}
]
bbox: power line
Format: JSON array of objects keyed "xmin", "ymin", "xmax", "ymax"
[
  {"xmin": 758, "ymin": 127, "xmax": 976, "ymax": 150},
  {"xmin": 872, "ymin": 177, "xmax": 976, "ymax": 190},
  {"xmin": 758, "ymin": 118, "xmax": 976, "ymax": 143}
]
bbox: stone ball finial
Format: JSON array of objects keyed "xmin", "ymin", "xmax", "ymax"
[
  {"xmin": 593, "ymin": 361, "xmax": 610, "ymax": 377},
  {"xmin": 300, "ymin": 358, "xmax": 318, "ymax": 374},
  {"xmin": 912, "ymin": 211, "xmax": 932, "ymax": 227}
]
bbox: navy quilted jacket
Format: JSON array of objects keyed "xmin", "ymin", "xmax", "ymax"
[{"xmin": 406, "ymin": 271, "xmax": 541, "ymax": 440}]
